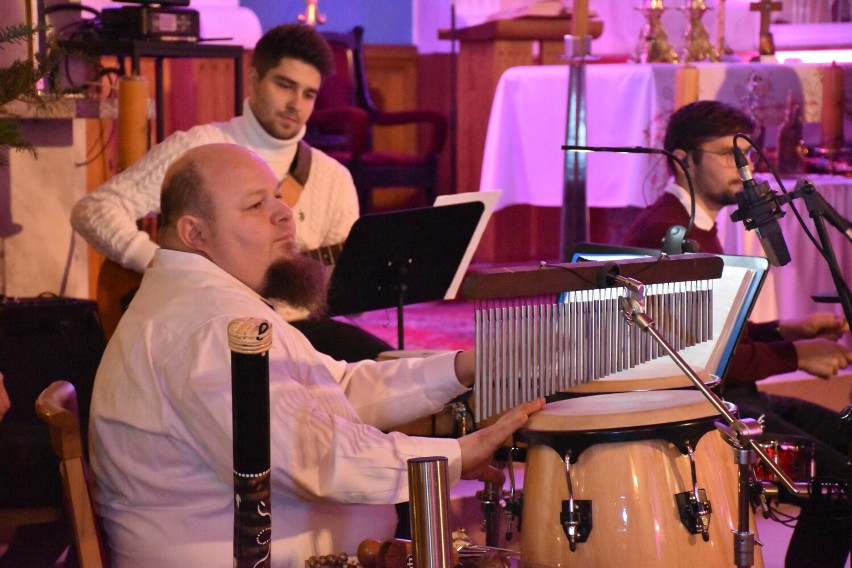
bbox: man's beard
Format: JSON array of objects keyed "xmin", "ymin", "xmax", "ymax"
[{"xmin": 259, "ymin": 254, "xmax": 329, "ymax": 317}]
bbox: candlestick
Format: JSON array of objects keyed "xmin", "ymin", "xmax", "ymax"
[
  {"xmin": 635, "ymin": 1, "xmax": 678, "ymax": 63},
  {"xmin": 680, "ymin": 0, "xmax": 720, "ymax": 62}
]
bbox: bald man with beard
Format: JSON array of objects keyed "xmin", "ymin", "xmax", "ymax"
[{"xmin": 88, "ymin": 143, "xmax": 544, "ymax": 568}]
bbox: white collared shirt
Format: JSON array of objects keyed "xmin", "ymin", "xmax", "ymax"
[
  {"xmin": 664, "ymin": 180, "xmax": 717, "ymax": 232},
  {"xmin": 90, "ymin": 249, "xmax": 467, "ymax": 567}
]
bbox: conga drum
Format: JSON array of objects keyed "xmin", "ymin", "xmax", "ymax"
[{"xmin": 518, "ymin": 390, "xmax": 763, "ymax": 567}]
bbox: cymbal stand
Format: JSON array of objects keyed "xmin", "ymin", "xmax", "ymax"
[{"xmin": 613, "ymin": 271, "xmax": 800, "ymax": 568}]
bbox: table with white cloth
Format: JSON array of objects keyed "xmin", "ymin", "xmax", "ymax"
[{"xmin": 476, "ymin": 62, "xmax": 852, "ymax": 323}]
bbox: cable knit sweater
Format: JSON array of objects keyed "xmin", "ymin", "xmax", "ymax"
[{"xmin": 71, "ymin": 99, "xmax": 359, "ymax": 274}]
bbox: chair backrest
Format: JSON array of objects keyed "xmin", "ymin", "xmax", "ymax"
[
  {"xmin": 35, "ymin": 380, "xmax": 109, "ymax": 568},
  {"xmin": 316, "ymin": 26, "xmax": 377, "ymax": 117}
]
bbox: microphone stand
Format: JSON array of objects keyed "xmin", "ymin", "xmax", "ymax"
[
  {"xmin": 610, "ymin": 271, "xmax": 800, "ymax": 568},
  {"xmin": 563, "ymin": 144, "xmax": 696, "ymax": 255},
  {"xmin": 731, "ymin": 134, "xmax": 852, "ymax": 324},
  {"xmin": 783, "ymin": 179, "xmax": 852, "ymax": 325}
]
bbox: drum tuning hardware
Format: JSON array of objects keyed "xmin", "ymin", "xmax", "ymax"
[
  {"xmin": 560, "ymin": 452, "xmax": 592, "ymax": 551},
  {"xmin": 504, "ymin": 446, "xmax": 522, "ymax": 540},
  {"xmin": 748, "ymin": 477, "xmax": 771, "ymax": 518},
  {"xmin": 503, "ymin": 493, "xmax": 522, "ymax": 541},
  {"xmin": 477, "ymin": 480, "xmax": 502, "ymax": 546},
  {"xmin": 451, "ymin": 401, "xmax": 468, "ymax": 436},
  {"xmin": 675, "ymin": 441, "xmax": 712, "ymax": 541}
]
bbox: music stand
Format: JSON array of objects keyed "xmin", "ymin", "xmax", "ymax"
[{"xmin": 326, "ymin": 202, "xmax": 484, "ymax": 349}]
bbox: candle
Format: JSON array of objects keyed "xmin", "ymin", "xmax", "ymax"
[
  {"xmin": 117, "ymin": 75, "xmax": 150, "ymax": 171},
  {"xmin": 675, "ymin": 65, "xmax": 699, "ymax": 109},
  {"xmin": 821, "ymin": 62, "xmax": 845, "ymax": 150},
  {"xmin": 572, "ymin": 0, "xmax": 589, "ymax": 37}
]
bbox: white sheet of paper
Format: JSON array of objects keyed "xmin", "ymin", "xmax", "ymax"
[{"xmin": 434, "ymin": 190, "xmax": 502, "ymax": 300}]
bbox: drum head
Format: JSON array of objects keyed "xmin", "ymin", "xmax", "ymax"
[{"xmin": 527, "ymin": 390, "xmax": 722, "ymax": 432}]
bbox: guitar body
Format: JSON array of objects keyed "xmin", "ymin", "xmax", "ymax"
[{"xmin": 96, "ymin": 259, "xmax": 143, "ymax": 341}]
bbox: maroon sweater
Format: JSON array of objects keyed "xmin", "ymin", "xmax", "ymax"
[{"xmin": 620, "ymin": 192, "xmax": 797, "ymax": 384}]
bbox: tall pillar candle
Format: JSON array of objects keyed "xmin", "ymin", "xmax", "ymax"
[
  {"xmin": 117, "ymin": 75, "xmax": 150, "ymax": 170},
  {"xmin": 821, "ymin": 62, "xmax": 845, "ymax": 150},
  {"xmin": 675, "ymin": 65, "xmax": 699, "ymax": 109},
  {"xmin": 571, "ymin": 0, "xmax": 589, "ymax": 38}
]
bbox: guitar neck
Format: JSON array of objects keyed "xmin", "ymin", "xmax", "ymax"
[{"xmin": 304, "ymin": 243, "xmax": 344, "ymax": 266}]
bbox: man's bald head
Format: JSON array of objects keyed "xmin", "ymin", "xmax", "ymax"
[
  {"xmin": 156, "ymin": 143, "xmax": 309, "ymax": 297},
  {"xmin": 160, "ymin": 150, "xmax": 212, "ymax": 233},
  {"xmin": 159, "ymin": 144, "xmax": 277, "ymax": 250}
]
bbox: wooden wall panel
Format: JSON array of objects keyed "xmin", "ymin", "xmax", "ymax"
[{"xmin": 363, "ymin": 44, "xmax": 419, "ymax": 155}]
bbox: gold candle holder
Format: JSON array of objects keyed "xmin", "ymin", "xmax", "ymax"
[
  {"xmin": 634, "ymin": 0, "xmax": 678, "ymax": 63},
  {"xmin": 679, "ymin": 0, "xmax": 720, "ymax": 63}
]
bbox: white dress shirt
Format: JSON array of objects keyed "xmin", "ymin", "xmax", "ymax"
[{"xmin": 90, "ymin": 249, "xmax": 468, "ymax": 567}]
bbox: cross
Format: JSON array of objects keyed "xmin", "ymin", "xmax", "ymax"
[
  {"xmin": 750, "ymin": 0, "xmax": 782, "ymax": 55},
  {"xmin": 750, "ymin": 0, "xmax": 782, "ymax": 36}
]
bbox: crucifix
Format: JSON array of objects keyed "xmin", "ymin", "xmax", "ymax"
[{"xmin": 750, "ymin": 0, "xmax": 782, "ymax": 55}]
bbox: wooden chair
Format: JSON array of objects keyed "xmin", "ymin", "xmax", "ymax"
[
  {"xmin": 307, "ymin": 26, "xmax": 448, "ymax": 213},
  {"xmin": 0, "ymin": 505, "xmax": 63, "ymax": 530},
  {"xmin": 35, "ymin": 380, "xmax": 109, "ymax": 568}
]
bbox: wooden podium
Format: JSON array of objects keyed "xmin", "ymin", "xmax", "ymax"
[
  {"xmin": 439, "ymin": 17, "xmax": 603, "ymax": 263},
  {"xmin": 439, "ymin": 17, "xmax": 603, "ymax": 198}
]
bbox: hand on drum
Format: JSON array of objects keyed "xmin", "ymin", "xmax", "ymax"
[
  {"xmin": 457, "ymin": 397, "xmax": 545, "ymax": 484},
  {"xmin": 793, "ymin": 337, "xmax": 852, "ymax": 379},
  {"xmin": 778, "ymin": 312, "xmax": 849, "ymax": 341}
]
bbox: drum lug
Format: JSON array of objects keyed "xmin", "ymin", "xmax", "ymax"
[
  {"xmin": 675, "ymin": 441, "xmax": 712, "ymax": 541},
  {"xmin": 560, "ymin": 499, "xmax": 593, "ymax": 550},
  {"xmin": 504, "ymin": 446, "xmax": 523, "ymax": 540},
  {"xmin": 561, "ymin": 452, "xmax": 593, "ymax": 550},
  {"xmin": 675, "ymin": 489, "xmax": 713, "ymax": 540}
]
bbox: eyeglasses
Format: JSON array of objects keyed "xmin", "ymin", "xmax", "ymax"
[{"xmin": 693, "ymin": 147, "xmax": 759, "ymax": 167}]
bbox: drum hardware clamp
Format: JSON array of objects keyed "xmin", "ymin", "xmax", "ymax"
[
  {"xmin": 560, "ymin": 451, "xmax": 592, "ymax": 551},
  {"xmin": 477, "ymin": 446, "xmax": 523, "ymax": 547},
  {"xmin": 674, "ymin": 441, "xmax": 713, "ymax": 541},
  {"xmin": 502, "ymin": 445, "xmax": 522, "ymax": 541}
]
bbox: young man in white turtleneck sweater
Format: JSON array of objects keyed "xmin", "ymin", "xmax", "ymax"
[{"xmin": 71, "ymin": 24, "xmax": 392, "ymax": 362}]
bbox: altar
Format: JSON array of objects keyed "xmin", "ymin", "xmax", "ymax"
[
  {"xmin": 476, "ymin": 61, "xmax": 852, "ymax": 323},
  {"xmin": 481, "ymin": 61, "xmax": 852, "ymax": 211}
]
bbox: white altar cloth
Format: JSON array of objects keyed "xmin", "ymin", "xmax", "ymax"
[{"xmin": 481, "ymin": 61, "xmax": 852, "ymax": 211}]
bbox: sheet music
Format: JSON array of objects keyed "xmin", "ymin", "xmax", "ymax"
[{"xmin": 434, "ymin": 190, "xmax": 501, "ymax": 300}]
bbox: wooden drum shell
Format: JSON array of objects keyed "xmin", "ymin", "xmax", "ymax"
[{"xmin": 518, "ymin": 390, "xmax": 763, "ymax": 567}]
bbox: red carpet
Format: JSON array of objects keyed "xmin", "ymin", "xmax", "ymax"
[{"xmin": 343, "ymin": 300, "xmax": 476, "ymax": 352}]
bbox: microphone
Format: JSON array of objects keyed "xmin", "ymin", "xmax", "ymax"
[
  {"xmin": 729, "ymin": 145, "xmax": 791, "ymax": 266},
  {"xmin": 814, "ymin": 191, "xmax": 852, "ymax": 244}
]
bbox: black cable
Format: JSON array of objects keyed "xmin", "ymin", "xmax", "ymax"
[{"xmin": 44, "ymin": 3, "xmax": 100, "ymax": 17}]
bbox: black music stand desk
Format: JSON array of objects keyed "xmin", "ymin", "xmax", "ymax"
[{"xmin": 326, "ymin": 202, "xmax": 484, "ymax": 349}]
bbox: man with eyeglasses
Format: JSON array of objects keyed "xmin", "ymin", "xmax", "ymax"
[{"xmin": 622, "ymin": 100, "xmax": 851, "ymax": 568}]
